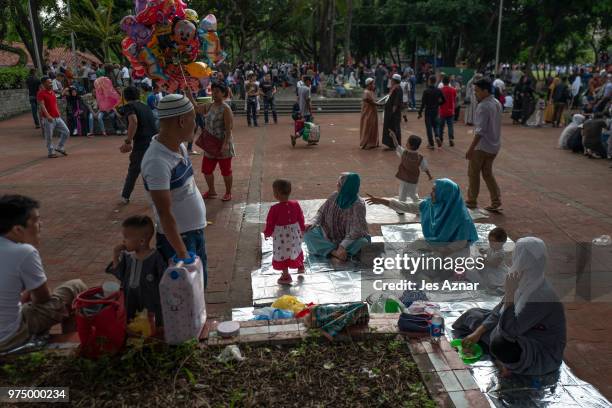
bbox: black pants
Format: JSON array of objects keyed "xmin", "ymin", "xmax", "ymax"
[
  {"xmin": 424, "ymin": 110, "xmax": 440, "ymax": 146},
  {"xmin": 263, "ymin": 97, "xmax": 277, "ymax": 123},
  {"xmin": 490, "ymin": 332, "xmax": 522, "ymax": 364},
  {"xmin": 246, "ymin": 97, "xmax": 258, "ymax": 126},
  {"xmin": 121, "ymin": 148, "xmax": 147, "ymax": 200},
  {"xmin": 382, "ymin": 114, "xmax": 401, "ymax": 148}
]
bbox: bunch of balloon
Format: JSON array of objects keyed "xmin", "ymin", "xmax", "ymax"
[{"xmin": 119, "ymin": 0, "xmax": 224, "ymax": 93}]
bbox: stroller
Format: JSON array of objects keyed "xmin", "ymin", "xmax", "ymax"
[{"xmin": 290, "ymin": 103, "xmax": 320, "ymax": 147}]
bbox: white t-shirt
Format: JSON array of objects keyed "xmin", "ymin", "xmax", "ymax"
[
  {"xmin": 0, "ymin": 237, "xmax": 47, "ymax": 343},
  {"xmin": 141, "ymin": 77, "xmax": 152, "ymax": 87},
  {"xmin": 493, "ymin": 78, "xmax": 505, "ymax": 91},
  {"xmin": 121, "ymin": 66, "xmax": 130, "ymax": 79},
  {"xmin": 141, "ymin": 137, "xmax": 207, "ymax": 234}
]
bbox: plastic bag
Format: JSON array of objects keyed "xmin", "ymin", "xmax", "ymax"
[
  {"xmin": 271, "ymin": 295, "xmax": 305, "ymax": 314},
  {"xmin": 252, "ymin": 307, "xmax": 294, "ymax": 320},
  {"xmin": 216, "ymin": 345, "xmax": 245, "ymax": 363},
  {"xmin": 367, "ymin": 293, "xmax": 404, "ymax": 313}
]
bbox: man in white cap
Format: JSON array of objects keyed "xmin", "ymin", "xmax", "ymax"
[
  {"xmin": 382, "ymin": 73, "xmax": 403, "ymax": 149},
  {"xmin": 140, "ymin": 93, "xmax": 209, "ymax": 286}
]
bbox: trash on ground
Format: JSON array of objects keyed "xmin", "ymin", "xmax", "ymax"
[{"xmin": 216, "ymin": 345, "xmax": 245, "ymax": 363}]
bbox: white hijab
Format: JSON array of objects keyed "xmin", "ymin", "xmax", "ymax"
[
  {"xmin": 509, "ymin": 237, "xmax": 548, "ymax": 315},
  {"xmin": 558, "ymin": 114, "xmax": 585, "ymax": 149}
]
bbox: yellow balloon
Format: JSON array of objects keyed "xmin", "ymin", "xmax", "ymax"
[
  {"xmin": 186, "ymin": 61, "xmax": 212, "ymax": 78},
  {"xmin": 184, "ymin": 9, "xmax": 199, "ymax": 23}
]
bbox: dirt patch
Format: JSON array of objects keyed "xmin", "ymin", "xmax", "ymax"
[{"xmin": 1, "ymin": 335, "xmax": 434, "ymax": 407}]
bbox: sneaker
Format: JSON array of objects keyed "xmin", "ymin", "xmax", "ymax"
[
  {"xmin": 55, "ymin": 148, "xmax": 68, "ymax": 156},
  {"xmin": 72, "ymin": 129, "xmax": 78, "ymax": 136},
  {"xmin": 120, "ymin": 197, "xmax": 130, "ymax": 205},
  {"xmin": 48, "ymin": 153, "xmax": 58, "ymax": 158}
]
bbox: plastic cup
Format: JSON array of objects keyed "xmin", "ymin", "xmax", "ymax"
[{"xmin": 102, "ymin": 281, "xmax": 120, "ymax": 297}]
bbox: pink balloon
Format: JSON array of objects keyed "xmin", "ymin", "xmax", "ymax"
[
  {"xmin": 120, "ymin": 16, "xmax": 153, "ymax": 47},
  {"xmin": 94, "ymin": 77, "xmax": 120, "ymax": 112}
]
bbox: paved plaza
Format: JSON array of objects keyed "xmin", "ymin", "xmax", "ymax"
[{"xmin": 1, "ymin": 110, "xmax": 611, "ymax": 398}]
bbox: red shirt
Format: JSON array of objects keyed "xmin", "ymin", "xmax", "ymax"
[
  {"xmin": 439, "ymin": 86, "xmax": 457, "ymax": 118},
  {"xmin": 36, "ymin": 89, "xmax": 60, "ymax": 118}
]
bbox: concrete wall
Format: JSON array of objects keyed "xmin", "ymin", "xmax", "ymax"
[{"xmin": 0, "ymin": 88, "xmax": 30, "ymax": 120}]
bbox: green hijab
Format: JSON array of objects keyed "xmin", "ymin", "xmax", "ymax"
[{"xmin": 335, "ymin": 173, "xmax": 361, "ymax": 209}]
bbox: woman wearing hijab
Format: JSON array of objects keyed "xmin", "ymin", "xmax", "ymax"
[
  {"xmin": 63, "ymin": 86, "xmax": 90, "ymax": 136},
  {"xmin": 558, "ymin": 114, "xmax": 585, "ymax": 149},
  {"xmin": 366, "ymin": 178, "xmax": 478, "ymax": 257},
  {"xmin": 360, "ymin": 78, "xmax": 381, "ymax": 149},
  {"xmin": 465, "ymin": 73, "xmax": 483, "ymax": 126},
  {"xmin": 304, "ymin": 173, "xmax": 370, "ymax": 261},
  {"xmin": 453, "ymin": 237, "xmax": 566, "ymax": 376}
]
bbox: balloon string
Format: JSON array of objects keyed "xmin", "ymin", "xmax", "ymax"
[{"xmin": 178, "ymin": 62, "xmax": 188, "ymax": 88}]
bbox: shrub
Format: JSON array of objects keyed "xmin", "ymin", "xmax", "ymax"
[{"xmin": 0, "ymin": 66, "xmax": 29, "ymax": 90}]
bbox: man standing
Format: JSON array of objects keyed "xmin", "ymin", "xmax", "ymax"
[
  {"xmin": 118, "ymin": 86, "xmax": 156, "ymax": 204},
  {"xmin": 260, "ymin": 73, "xmax": 278, "ymax": 125},
  {"xmin": 418, "ymin": 76, "xmax": 445, "ymax": 149},
  {"xmin": 382, "ymin": 73, "xmax": 403, "ymax": 149},
  {"xmin": 551, "ymin": 76, "xmax": 570, "ymax": 128},
  {"xmin": 37, "ymin": 77, "xmax": 70, "ymax": 158},
  {"xmin": 141, "ymin": 94, "xmax": 208, "ymax": 286},
  {"xmin": 465, "ymin": 78, "xmax": 502, "ymax": 211},
  {"xmin": 26, "ymin": 69, "xmax": 41, "ymax": 129},
  {"xmin": 298, "ymin": 76, "xmax": 313, "ymax": 122},
  {"xmin": 375, "ymin": 64, "xmax": 387, "ymax": 97},
  {"xmin": 80, "ymin": 61, "xmax": 90, "ymax": 92},
  {"xmin": 245, "ymin": 72, "xmax": 259, "ymax": 127},
  {"xmin": 121, "ymin": 65, "xmax": 131, "ymax": 87},
  {"xmin": 438, "ymin": 76, "xmax": 457, "ymax": 146},
  {"xmin": 0, "ymin": 195, "xmax": 86, "ymax": 353}
]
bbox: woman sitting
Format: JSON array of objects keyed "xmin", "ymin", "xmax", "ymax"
[
  {"xmin": 558, "ymin": 114, "xmax": 585, "ymax": 149},
  {"xmin": 304, "ymin": 173, "xmax": 370, "ymax": 261},
  {"xmin": 366, "ymin": 178, "xmax": 478, "ymax": 258},
  {"xmin": 453, "ymin": 237, "xmax": 566, "ymax": 376}
]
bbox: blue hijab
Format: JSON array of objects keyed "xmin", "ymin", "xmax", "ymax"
[
  {"xmin": 335, "ymin": 173, "xmax": 360, "ymax": 209},
  {"xmin": 419, "ymin": 178, "xmax": 478, "ymax": 244}
]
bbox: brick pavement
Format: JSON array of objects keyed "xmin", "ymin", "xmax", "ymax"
[{"xmin": 1, "ymin": 110, "xmax": 611, "ymax": 398}]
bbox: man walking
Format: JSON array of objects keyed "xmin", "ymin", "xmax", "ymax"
[
  {"xmin": 418, "ymin": 76, "xmax": 445, "ymax": 149},
  {"xmin": 118, "ymin": 86, "xmax": 156, "ymax": 204},
  {"xmin": 438, "ymin": 76, "xmax": 457, "ymax": 146},
  {"xmin": 465, "ymin": 78, "xmax": 502, "ymax": 211},
  {"xmin": 37, "ymin": 77, "xmax": 70, "ymax": 158},
  {"xmin": 298, "ymin": 76, "xmax": 313, "ymax": 122},
  {"xmin": 26, "ymin": 69, "xmax": 41, "ymax": 129},
  {"xmin": 382, "ymin": 74, "xmax": 403, "ymax": 149},
  {"xmin": 260, "ymin": 73, "xmax": 278, "ymax": 124},
  {"xmin": 141, "ymin": 94, "xmax": 208, "ymax": 286}
]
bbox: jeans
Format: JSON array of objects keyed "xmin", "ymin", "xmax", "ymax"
[
  {"xmin": 121, "ymin": 148, "xmax": 147, "ymax": 200},
  {"xmin": 263, "ymin": 97, "xmax": 277, "ymax": 123},
  {"xmin": 157, "ymin": 228, "xmax": 208, "ymax": 288},
  {"xmin": 409, "ymin": 78, "xmax": 417, "ymax": 108},
  {"xmin": 467, "ymin": 150, "xmax": 501, "ymax": 208},
  {"xmin": 438, "ymin": 115, "xmax": 454, "ymax": 142},
  {"xmin": 89, "ymin": 111, "xmax": 118, "ymax": 134},
  {"xmin": 29, "ymin": 96, "xmax": 40, "ymax": 127},
  {"xmin": 424, "ymin": 110, "xmax": 440, "ymax": 146},
  {"xmin": 246, "ymin": 97, "xmax": 258, "ymax": 126},
  {"xmin": 42, "ymin": 117, "xmax": 69, "ymax": 154}
]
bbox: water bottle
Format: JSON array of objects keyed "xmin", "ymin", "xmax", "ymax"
[{"xmin": 430, "ymin": 314, "xmax": 444, "ymax": 341}]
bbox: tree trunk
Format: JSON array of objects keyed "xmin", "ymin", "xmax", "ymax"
[
  {"xmin": 318, "ymin": 0, "xmax": 336, "ymax": 73},
  {"xmin": 343, "ymin": 0, "xmax": 353, "ymax": 65}
]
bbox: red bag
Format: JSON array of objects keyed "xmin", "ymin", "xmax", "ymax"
[
  {"xmin": 195, "ymin": 128, "xmax": 222, "ymax": 157},
  {"xmin": 73, "ymin": 287, "xmax": 126, "ymax": 358}
]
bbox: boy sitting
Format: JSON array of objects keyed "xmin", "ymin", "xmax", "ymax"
[{"xmin": 106, "ymin": 215, "xmax": 166, "ymax": 326}]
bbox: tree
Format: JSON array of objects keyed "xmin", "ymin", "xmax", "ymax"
[{"xmin": 59, "ymin": 0, "xmax": 125, "ymax": 62}]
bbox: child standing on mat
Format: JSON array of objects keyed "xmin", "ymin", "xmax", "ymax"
[
  {"xmin": 390, "ymin": 131, "xmax": 432, "ymax": 210},
  {"xmin": 263, "ymin": 179, "xmax": 306, "ymax": 285},
  {"xmin": 106, "ymin": 215, "xmax": 166, "ymax": 326}
]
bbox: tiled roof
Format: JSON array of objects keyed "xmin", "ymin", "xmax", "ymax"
[{"xmin": 0, "ymin": 42, "xmax": 102, "ymax": 67}]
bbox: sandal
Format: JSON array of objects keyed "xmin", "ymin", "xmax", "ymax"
[
  {"xmin": 277, "ymin": 275, "xmax": 293, "ymax": 285},
  {"xmin": 221, "ymin": 193, "xmax": 232, "ymax": 201},
  {"xmin": 202, "ymin": 191, "xmax": 218, "ymax": 199}
]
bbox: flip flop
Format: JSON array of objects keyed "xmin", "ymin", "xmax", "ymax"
[
  {"xmin": 221, "ymin": 193, "xmax": 232, "ymax": 201},
  {"xmin": 202, "ymin": 191, "xmax": 218, "ymax": 199}
]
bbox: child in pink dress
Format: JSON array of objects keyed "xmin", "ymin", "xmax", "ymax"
[{"xmin": 264, "ymin": 179, "xmax": 306, "ymax": 285}]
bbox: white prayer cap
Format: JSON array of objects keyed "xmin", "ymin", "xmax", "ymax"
[
  {"xmin": 365, "ymin": 77, "xmax": 374, "ymax": 85},
  {"xmin": 392, "ymin": 73, "xmax": 402, "ymax": 82},
  {"xmin": 157, "ymin": 94, "xmax": 194, "ymax": 119}
]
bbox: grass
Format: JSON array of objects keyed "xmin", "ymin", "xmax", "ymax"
[{"xmin": 0, "ymin": 336, "xmax": 434, "ymax": 407}]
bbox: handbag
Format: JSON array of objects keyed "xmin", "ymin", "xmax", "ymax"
[
  {"xmin": 195, "ymin": 128, "xmax": 223, "ymax": 157},
  {"xmin": 398, "ymin": 312, "xmax": 432, "ymax": 333}
]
